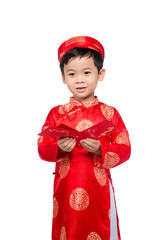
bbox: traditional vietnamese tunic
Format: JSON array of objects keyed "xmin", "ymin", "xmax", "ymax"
[{"xmin": 38, "ymin": 96, "xmax": 131, "ymax": 240}]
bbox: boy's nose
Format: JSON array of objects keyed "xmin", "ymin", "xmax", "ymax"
[{"xmin": 76, "ymin": 77, "xmax": 84, "ymax": 83}]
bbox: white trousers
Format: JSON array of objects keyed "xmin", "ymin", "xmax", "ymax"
[{"xmin": 109, "ymin": 179, "xmax": 118, "ymax": 240}]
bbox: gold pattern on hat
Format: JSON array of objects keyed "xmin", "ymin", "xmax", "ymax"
[
  {"xmin": 76, "ymin": 120, "xmax": 93, "ymax": 132},
  {"xmin": 69, "ymin": 188, "xmax": 89, "ymax": 211},
  {"xmin": 59, "ymin": 157, "xmax": 70, "ymax": 179},
  {"xmin": 53, "ymin": 197, "xmax": 58, "ymax": 218},
  {"xmin": 103, "ymin": 152, "xmax": 120, "ymax": 169},
  {"xmin": 94, "ymin": 167, "xmax": 106, "ymax": 186},
  {"xmin": 100, "ymin": 104, "xmax": 114, "ymax": 121},
  {"xmin": 65, "ymin": 36, "xmax": 86, "ymax": 47},
  {"xmin": 60, "ymin": 226, "xmax": 67, "ymax": 240},
  {"xmin": 87, "ymin": 232, "xmax": 102, "ymax": 240}
]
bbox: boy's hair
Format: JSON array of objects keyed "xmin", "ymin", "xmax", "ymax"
[{"xmin": 60, "ymin": 47, "xmax": 104, "ymax": 75}]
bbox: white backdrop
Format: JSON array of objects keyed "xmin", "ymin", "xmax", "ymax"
[{"xmin": 0, "ymin": 0, "xmax": 160, "ymax": 239}]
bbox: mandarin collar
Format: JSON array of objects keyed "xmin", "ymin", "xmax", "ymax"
[{"xmin": 69, "ymin": 96, "xmax": 99, "ymax": 108}]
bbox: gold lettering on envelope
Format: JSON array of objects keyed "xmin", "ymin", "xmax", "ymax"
[
  {"xmin": 48, "ymin": 129, "xmax": 68, "ymax": 134},
  {"xmin": 98, "ymin": 127, "xmax": 114, "ymax": 138}
]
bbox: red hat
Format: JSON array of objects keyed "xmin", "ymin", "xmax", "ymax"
[{"xmin": 58, "ymin": 36, "xmax": 105, "ymax": 62}]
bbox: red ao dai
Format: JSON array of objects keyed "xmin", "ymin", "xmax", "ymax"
[{"xmin": 38, "ymin": 97, "xmax": 131, "ymax": 240}]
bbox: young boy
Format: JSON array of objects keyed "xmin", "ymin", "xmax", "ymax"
[{"xmin": 38, "ymin": 36, "xmax": 131, "ymax": 240}]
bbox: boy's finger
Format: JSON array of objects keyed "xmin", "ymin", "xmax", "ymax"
[
  {"xmin": 85, "ymin": 138, "xmax": 99, "ymax": 144},
  {"xmin": 81, "ymin": 139, "xmax": 96, "ymax": 147},
  {"xmin": 64, "ymin": 139, "xmax": 76, "ymax": 151},
  {"xmin": 63, "ymin": 138, "xmax": 76, "ymax": 147},
  {"xmin": 58, "ymin": 137, "xmax": 69, "ymax": 144},
  {"xmin": 80, "ymin": 140, "xmax": 94, "ymax": 149},
  {"xmin": 59, "ymin": 137, "xmax": 75, "ymax": 144}
]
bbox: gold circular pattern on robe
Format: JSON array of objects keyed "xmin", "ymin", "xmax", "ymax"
[
  {"xmin": 59, "ymin": 105, "xmax": 65, "ymax": 114},
  {"xmin": 94, "ymin": 167, "xmax": 106, "ymax": 186},
  {"xmin": 108, "ymin": 208, "xmax": 111, "ymax": 220},
  {"xmin": 53, "ymin": 197, "xmax": 58, "ymax": 218},
  {"xmin": 42, "ymin": 125, "xmax": 49, "ymax": 131},
  {"xmin": 60, "ymin": 226, "xmax": 66, "ymax": 240},
  {"xmin": 114, "ymin": 129, "xmax": 130, "ymax": 146},
  {"xmin": 76, "ymin": 120, "xmax": 93, "ymax": 132},
  {"xmin": 59, "ymin": 157, "xmax": 70, "ymax": 179},
  {"xmin": 94, "ymin": 154, "xmax": 103, "ymax": 168},
  {"xmin": 103, "ymin": 152, "xmax": 120, "ymax": 169},
  {"xmin": 38, "ymin": 136, "xmax": 43, "ymax": 144},
  {"xmin": 100, "ymin": 104, "xmax": 114, "ymax": 121},
  {"xmin": 87, "ymin": 232, "xmax": 102, "ymax": 240},
  {"xmin": 70, "ymin": 188, "xmax": 89, "ymax": 211}
]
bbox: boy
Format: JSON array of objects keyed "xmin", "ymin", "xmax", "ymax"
[{"xmin": 38, "ymin": 36, "xmax": 131, "ymax": 240}]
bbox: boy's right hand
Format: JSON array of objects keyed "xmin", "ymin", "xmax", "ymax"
[{"xmin": 57, "ymin": 137, "xmax": 76, "ymax": 152}]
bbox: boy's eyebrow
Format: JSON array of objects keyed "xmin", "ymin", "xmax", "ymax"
[
  {"xmin": 83, "ymin": 67, "xmax": 92, "ymax": 70},
  {"xmin": 66, "ymin": 69, "xmax": 75, "ymax": 72},
  {"xmin": 66, "ymin": 67, "xmax": 92, "ymax": 72}
]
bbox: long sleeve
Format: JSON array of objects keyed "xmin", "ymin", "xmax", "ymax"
[
  {"xmin": 38, "ymin": 108, "xmax": 69, "ymax": 162},
  {"xmin": 94, "ymin": 108, "xmax": 131, "ymax": 169}
]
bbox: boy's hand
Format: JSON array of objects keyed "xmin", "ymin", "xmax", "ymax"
[
  {"xmin": 58, "ymin": 137, "xmax": 76, "ymax": 152},
  {"xmin": 80, "ymin": 138, "xmax": 102, "ymax": 156}
]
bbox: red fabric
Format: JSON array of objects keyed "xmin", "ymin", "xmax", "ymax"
[
  {"xmin": 58, "ymin": 36, "xmax": 105, "ymax": 62},
  {"xmin": 38, "ymin": 97, "xmax": 131, "ymax": 240}
]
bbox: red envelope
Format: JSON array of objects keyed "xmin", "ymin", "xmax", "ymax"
[{"xmin": 38, "ymin": 119, "xmax": 120, "ymax": 149}]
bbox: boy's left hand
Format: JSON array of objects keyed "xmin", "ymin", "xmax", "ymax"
[{"xmin": 80, "ymin": 138, "xmax": 102, "ymax": 156}]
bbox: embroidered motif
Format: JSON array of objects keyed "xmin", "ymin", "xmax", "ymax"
[
  {"xmin": 108, "ymin": 208, "xmax": 111, "ymax": 220},
  {"xmin": 87, "ymin": 232, "xmax": 102, "ymax": 240},
  {"xmin": 59, "ymin": 97, "xmax": 99, "ymax": 115},
  {"xmin": 113, "ymin": 129, "xmax": 130, "ymax": 146},
  {"xmin": 76, "ymin": 120, "xmax": 93, "ymax": 131},
  {"xmin": 65, "ymin": 36, "xmax": 86, "ymax": 47},
  {"xmin": 37, "ymin": 136, "xmax": 43, "ymax": 144},
  {"xmin": 59, "ymin": 157, "xmax": 70, "ymax": 179},
  {"xmin": 60, "ymin": 226, "xmax": 67, "ymax": 240},
  {"xmin": 57, "ymin": 156, "xmax": 67, "ymax": 163},
  {"xmin": 69, "ymin": 188, "xmax": 89, "ymax": 211},
  {"xmin": 53, "ymin": 197, "xmax": 58, "ymax": 218},
  {"xmin": 83, "ymin": 98, "xmax": 99, "ymax": 108},
  {"xmin": 38, "ymin": 126, "xmax": 50, "ymax": 144},
  {"xmin": 42, "ymin": 125, "xmax": 49, "ymax": 131},
  {"xmin": 103, "ymin": 152, "xmax": 120, "ymax": 169},
  {"xmin": 70, "ymin": 98, "xmax": 83, "ymax": 106},
  {"xmin": 94, "ymin": 167, "xmax": 106, "ymax": 186},
  {"xmin": 70, "ymin": 97, "xmax": 99, "ymax": 108},
  {"xmin": 94, "ymin": 155, "xmax": 103, "ymax": 168},
  {"xmin": 68, "ymin": 108, "xmax": 81, "ymax": 116},
  {"xmin": 38, "ymin": 135, "xmax": 54, "ymax": 145},
  {"xmin": 59, "ymin": 103, "xmax": 74, "ymax": 114},
  {"xmin": 58, "ymin": 105, "xmax": 65, "ymax": 114},
  {"xmin": 100, "ymin": 104, "xmax": 114, "ymax": 121}
]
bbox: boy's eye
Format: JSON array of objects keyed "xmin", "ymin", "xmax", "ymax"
[
  {"xmin": 84, "ymin": 71, "xmax": 91, "ymax": 75},
  {"xmin": 69, "ymin": 73, "xmax": 75, "ymax": 76}
]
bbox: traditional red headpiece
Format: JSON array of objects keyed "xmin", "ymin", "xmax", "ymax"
[{"xmin": 58, "ymin": 36, "xmax": 105, "ymax": 62}]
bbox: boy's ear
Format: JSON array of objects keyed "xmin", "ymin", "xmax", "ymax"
[
  {"xmin": 98, "ymin": 68, "xmax": 105, "ymax": 82},
  {"xmin": 61, "ymin": 73, "xmax": 66, "ymax": 84}
]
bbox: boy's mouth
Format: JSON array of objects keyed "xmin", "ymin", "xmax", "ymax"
[
  {"xmin": 76, "ymin": 87, "xmax": 86, "ymax": 92},
  {"xmin": 76, "ymin": 87, "xmax": 86, "ymax": 89}
]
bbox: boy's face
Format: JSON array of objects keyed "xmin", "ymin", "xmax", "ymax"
[{"xmin": 62, "ymin": 56, "xmax": 105, "ymax": 103}]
